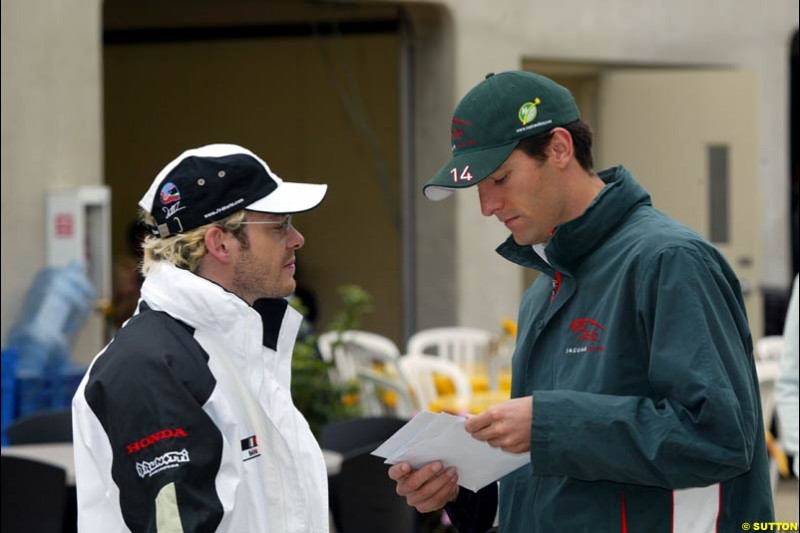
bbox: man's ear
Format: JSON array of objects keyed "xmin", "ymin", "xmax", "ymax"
[
  {"xmin": 548, "ymin": 128, "xmax": 574, "ymax": 169},
  {"xmin": 204, "ymin": 226, "xmax": 234, "ymax": 264}
]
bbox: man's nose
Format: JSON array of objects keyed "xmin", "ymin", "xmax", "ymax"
[
  {"xmin": 478, "ymin": 184, "xmax": 499, "ymax": 217},
  {"xmin": 288, "ymin": 226, "xmax": 305, "ymax": 250}
]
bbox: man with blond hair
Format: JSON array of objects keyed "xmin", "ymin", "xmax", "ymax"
[{"xmin": 72, "ymin": 144, "xmax": 329, "ymax": 532}]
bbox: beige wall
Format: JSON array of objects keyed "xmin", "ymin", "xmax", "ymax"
[
  {"xmin": 104, "ymin": 32, "xmax": 404, "ymax": 343},
  {"xmin": 1, "ymin": 0, "xmax": 104, "ymax": 363},
  {"xmin": 399, "ymin": 0, "xmax": 798, "ymax": 332}
]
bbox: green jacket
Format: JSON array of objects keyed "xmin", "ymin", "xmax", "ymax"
[{"xmin": 492, "ymin": 166, "xmax": 773, "ymax": 532}]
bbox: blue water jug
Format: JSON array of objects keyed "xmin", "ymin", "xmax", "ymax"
[{"xmin": 6, "ymin": 261, "xmax": 94, "ymax": 415}]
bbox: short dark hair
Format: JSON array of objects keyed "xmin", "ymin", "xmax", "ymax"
[{"xmin": 517, "ymin": 120, "xmax": 594, "ymax": 172}]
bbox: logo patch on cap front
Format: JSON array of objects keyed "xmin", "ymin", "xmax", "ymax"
[
  {"xmin": 160, "ymin": 181, "xmax": 186, "ymax": 219},
  {"xmin": 160, "ymin": 182, "xmax": 181, "ymax": 205},
  {"xmin": 451, "ymin": 118, "xmax": 477, "ymax": 152},
  {"xmin": 518, "ymin": 99, "xmax": 542, "ymax": 125}
]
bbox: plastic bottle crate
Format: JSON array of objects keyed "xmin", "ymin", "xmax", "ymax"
[
  {"xmin": 15, "ymin": 373, "xmax": 54, "ymax": 418},
  {"xmin": 1, "ymin": 348, "xmax": 20, "ymax": 445},
  {"xmin": 52, "ymin": 363, "xmax": 87, "ymax": 410},
  {"xmin": 15, "ymin": 365, "xmax": 86, "ymax": 417}
]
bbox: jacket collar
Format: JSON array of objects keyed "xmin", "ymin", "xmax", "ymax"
[
  {"xmin": 496, "ymin": 165, "xmax": 651, "ymax": 275},
  {"xmin": 140, "ymin": 262, "xmax": 300, "ymax": 354}
]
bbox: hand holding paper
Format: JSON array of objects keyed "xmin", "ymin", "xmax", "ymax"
[
  {"xmin": 387, "ymin": 461, "xmax": 459, "ymax": 514},
  {"xmin": 373, "ymin": 411, "xmax": 530, "ymax": 492},
  {"xmin": 465, "ymin": 396, "xmax": 533, "ymax": 453}
]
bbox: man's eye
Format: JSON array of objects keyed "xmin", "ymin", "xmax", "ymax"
[
  {"xmin": 495, "ymin": 175, "xmax": 508, "ymax": 184},
  {"xmin": 277, "ymin": 217, "xmax": 292, "ymax": 232}
]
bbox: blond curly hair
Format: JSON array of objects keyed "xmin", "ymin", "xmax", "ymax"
[{"xmin": 138, "ymin": 209, "xmax": 248, "ymax": 275}]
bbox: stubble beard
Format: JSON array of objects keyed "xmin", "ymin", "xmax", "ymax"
[{"xmin": 233, "ymin": 251, "xmax": 293, "ymax": 303}]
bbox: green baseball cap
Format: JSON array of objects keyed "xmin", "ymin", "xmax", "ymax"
[{"xmin": 423, "ymin": 70, "xmax": 580, "ymax": 200}]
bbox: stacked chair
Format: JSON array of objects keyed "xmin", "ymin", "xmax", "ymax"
[
  {"xmin": 397, "ymin": 354, "xmax": 472, "ymax": 414},
  {"xmin": 318, "ymin": 331, "xmax": 415, "ymax": 418},
  {"xmin": 753, "ymin": 335, "xmax": 786, "ymax": 493},
  {"xmin": 406, "ymin": 327, "xmax": 493, "ymax": 368}
]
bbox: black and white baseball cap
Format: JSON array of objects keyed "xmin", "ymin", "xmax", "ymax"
[{"xmin": 139, "ymin": 144, "xmax": 327, "ymax": 238}]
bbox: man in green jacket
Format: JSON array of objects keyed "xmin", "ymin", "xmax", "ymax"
[{"xmin": 388, "ymin": 71, "xmax": 774, "ymax": 532}]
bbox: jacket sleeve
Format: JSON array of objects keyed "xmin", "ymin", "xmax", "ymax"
[
  {"xmin": 75, "ymin": 318, "xmax": 227, "ymax": 533},
  {"xmin": 529, "ymin": 246, "xmax": 761, "ymax": 489},
  {"xmin": 444, "ymin": 482, "xmax": 498, "ymax": 533}
]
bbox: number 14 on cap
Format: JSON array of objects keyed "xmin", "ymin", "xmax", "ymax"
[{"xmin": 450, "ymin": 165, "xmax": 474, "ymax": 183}]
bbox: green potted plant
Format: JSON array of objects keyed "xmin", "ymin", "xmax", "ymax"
[{"xmin": 290, "ymin": 284, "xmax": 373, "ymax": 437}]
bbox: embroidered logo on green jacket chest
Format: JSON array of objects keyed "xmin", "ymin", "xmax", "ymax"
[{"xmin": 565, "ymin": 318, "xmax": 606, "ymax": 354}]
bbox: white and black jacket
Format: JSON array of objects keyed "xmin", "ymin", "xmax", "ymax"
[{"xmin": 72, "ymin": 261, "xmax": 328, "ymax": 533}]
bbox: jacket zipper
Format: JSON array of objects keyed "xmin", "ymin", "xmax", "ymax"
[
  {"xmin": 550, "ymin": 271, "xmax": 562, "ymax": 302},
  {"xmin": 548, "ymin": 227, "xmax": 562, "ymax": 302}
]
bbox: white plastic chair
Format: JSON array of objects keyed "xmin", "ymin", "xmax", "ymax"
[
  {"xmin": 489, "ymin": 340, "xmax": 515, "ymax": 390},
  {"xmin": 318, "ymin": 330, "xmax": 402, "ymax": 381},
  {"xmin": 398, "ymin": 354, "xmax": 472, "ymax": 412},
  {"xmin": 754, "ymin": 336, "xmax": 783, "ymax": 494},
  {"xmin": 754, "ymin": 336, "xmax": 783, "ymax": 429},
  {"xmin": 755, "ymin": 335, "xmax": 784, "ymax": 362},
  {"xmin": 318, "ymin": 330, "xmax": 414, "ymax": 417},
  {"xmin": 355, "ymin": 368, "xmax": 416, "ymax": 419},
  {"xmin": 406, "ymin": 327, "xmax": 493, "ymax": 369}
]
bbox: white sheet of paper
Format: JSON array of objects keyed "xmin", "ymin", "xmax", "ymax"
[{"xmin": 372, "ymin": 411, "xmax": 530, "ymax": 492}]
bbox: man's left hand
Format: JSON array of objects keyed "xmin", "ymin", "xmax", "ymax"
[{"xmin": 465, "ymin": 396, "xmax": 533, "ymax": 453}]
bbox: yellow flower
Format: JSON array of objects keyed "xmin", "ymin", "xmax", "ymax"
[
  {"xmin": 380, "ymin": 390, "xmax": 398, "ymax": 408},
  {"xmin": 341, "ymin": 393, "xmax": 359, "ymax": 407},
  {"xmin": 501, "ymin": 318, "xmax": 518, "ymax": 338}
]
